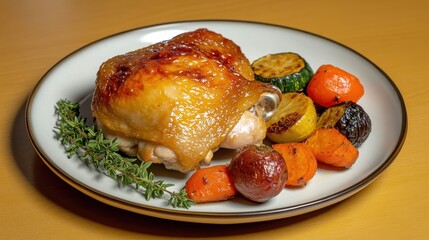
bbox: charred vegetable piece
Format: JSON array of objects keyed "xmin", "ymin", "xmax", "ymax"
[
  {"xmin": 229, "ymin": 144, "xmax": 287, "ymax": 202},
  {"xmin": 251, "ymin": 52, "xmax": 313, "ymax": 93},
  {"xmin": 266, "ymin": 93, "xmax": 317, "ymax": 143},
  {"xmin": 317, "ymin": 101, "xmax": 371, "ymax": 147}
]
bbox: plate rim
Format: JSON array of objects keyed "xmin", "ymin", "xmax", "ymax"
[{"xmin": 25, "ymin": 19, "xmax": 408, "ymax": 224}]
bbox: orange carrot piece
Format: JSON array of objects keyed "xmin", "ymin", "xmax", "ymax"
[
  {"xmin": 185, "ymin": 165, "xmax": 236, "ymax": 203},
  {"xmin": 305, "ymin": 128, "xmax": 359, "ymax": 168},
  {"xmin": 272, "ymin": 143, "xmax": 317, "ymax": 187},
  {"xmin": 306, "ymin": 64, "xmax": 364, "ymax": 108}
]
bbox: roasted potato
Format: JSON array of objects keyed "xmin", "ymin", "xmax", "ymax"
[{"xmin": 229, "ymin": 144, "xmax": 287, "ymax": 202}]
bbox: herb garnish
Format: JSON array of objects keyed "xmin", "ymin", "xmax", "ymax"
[{"xmin": 54, "ymin": 99, "xmax": 195, "ymax": 208}]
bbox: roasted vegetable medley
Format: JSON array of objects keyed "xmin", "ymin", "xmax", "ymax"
[{"xmin": 185, "ymin": 52, "xmax": 371, "ymax": 204}]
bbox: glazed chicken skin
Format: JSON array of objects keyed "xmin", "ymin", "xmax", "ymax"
[{"xmin": 92, "ymin": 28, "xmax": 280, "ymax": 172}]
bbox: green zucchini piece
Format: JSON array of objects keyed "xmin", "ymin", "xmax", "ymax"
[{"xmin": 251, "ymin": 52, "xmax": 313, "ymax": 93}]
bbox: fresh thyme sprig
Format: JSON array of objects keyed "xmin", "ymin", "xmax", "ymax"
[{"xmin": 53, "ymin": 99, "xmax": 195, "ymax": 209}]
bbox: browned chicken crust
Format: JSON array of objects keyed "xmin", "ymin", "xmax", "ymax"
[{"xmin": 92, "ymin": 28, "xmax": 278, "ymax": 172}]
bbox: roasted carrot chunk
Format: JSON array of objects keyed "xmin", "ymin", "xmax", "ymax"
[
  {"xmin": 272, "ymin": 143, "xmax": 317, "ymax": 187},
  {"xmin": 305, "ymin": 128, "xmax": 359, "ymax": 168},
  {"xmin": 185, "ymin": 165, "xmax": 236, "ymax": 203},
  {"xmin": 306, "ymin": 64, "xmax": 364, "ymax": 108}
]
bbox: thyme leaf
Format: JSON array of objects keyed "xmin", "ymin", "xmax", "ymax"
[{"xmin": 54, "ymin": 99, "xmax": 195, "ymax": 209}]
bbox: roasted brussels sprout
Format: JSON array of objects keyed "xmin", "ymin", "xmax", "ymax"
[{"xmin": 317, "ymin": 101, "xmax": 371, "ymax": 147}]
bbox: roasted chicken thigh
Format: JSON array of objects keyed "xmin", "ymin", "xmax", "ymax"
[{"xmin": 92, "ymin": 28, "xmax": 280, "ymax": 172}]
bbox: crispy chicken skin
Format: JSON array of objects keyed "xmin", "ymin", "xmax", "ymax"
[{"xmin": 92, "ymin": 28, "xmax": 280, "ymax": 172}]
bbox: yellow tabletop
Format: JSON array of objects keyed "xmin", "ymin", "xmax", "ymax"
[{"xmin": 1, "ymin": 0, "xmax": 427, "ymax": 239}]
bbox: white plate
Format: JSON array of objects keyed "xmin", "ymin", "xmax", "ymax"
[{"xmin": 26, "ymin": 20, "xmax": 407, "ymax": 224}]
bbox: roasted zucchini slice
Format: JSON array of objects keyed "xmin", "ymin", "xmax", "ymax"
[
  {"xmin": 317, "ymin": 101, "xmax": 371, "ymax": 147},
  {"xmin": 251, "ymin": 52, "xmax": 313, "ymax": 93},
  {"xmin": 266, "ymin": 93, "xmax": 317, "ymax": 143}
]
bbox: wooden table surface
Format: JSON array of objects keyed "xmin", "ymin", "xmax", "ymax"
[{"xmin": 1, "ymin": 0, "xmax": 427, "ymax": 239}]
